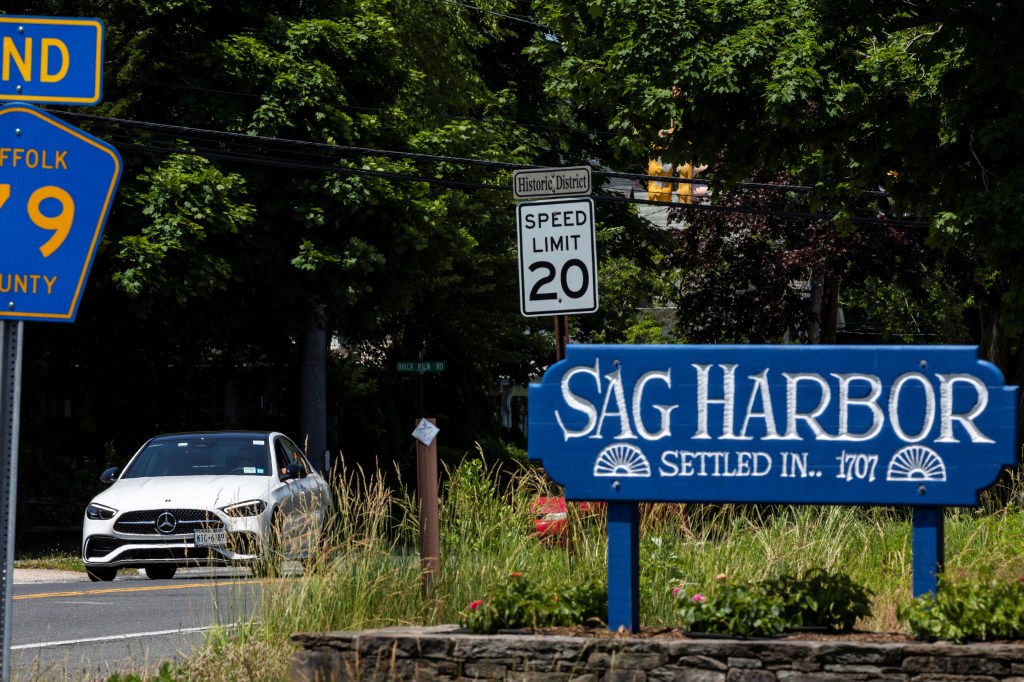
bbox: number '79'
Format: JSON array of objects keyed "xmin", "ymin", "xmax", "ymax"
[{"xmin": 0, "ymin": 183, "xmax": 74, "ymax": 257}]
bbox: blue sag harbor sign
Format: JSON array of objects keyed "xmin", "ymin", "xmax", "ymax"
[{"xmin": 528, "ymin": 345, "xmax": 1018, "ymax": 632}]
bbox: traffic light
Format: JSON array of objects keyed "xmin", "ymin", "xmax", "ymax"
[
  {"xmin": 677, "ymin": 162, "xmax": 695, "ymax": 204},
  {"xmin": 647, "ymin": 157, "xmax": 674, "ymax": 202},
  {"xmin": 676, "ymin": 162, "xmax": 709, "ymax": 204}
]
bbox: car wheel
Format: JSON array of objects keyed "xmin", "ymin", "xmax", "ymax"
[
  {"xmin": 252, "ymin": 511, "xmax": 284, "ymax": 578},
  {"xmin": 302, "ymin": 512, "xmax": 336, "ymax": 574},
  {"xmin": 86, "ymin": 566, "xmax": 117, "ymax": 582},
  {"xmin": 144, "ymin": 565, "xmax": 177, "ymax": 580},
  {"xmin": 300, "ymin": 530, "xmax": 324, "ymax": 574}
]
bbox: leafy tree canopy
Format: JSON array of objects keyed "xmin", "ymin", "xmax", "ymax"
[
  {"xmin": 7, "ymin": 0, "xmax": 655, "ymax": 487},
  {"xmin": 531, "ymin": 0, "xmax": 1024, "ymax": 342}
]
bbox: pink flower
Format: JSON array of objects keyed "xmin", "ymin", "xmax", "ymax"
[
  {"xmin": 671, "ymin": 585, "xmax": 684, "ymax": 597},
  {"xmin": 715, "ymin": 573, "xmax": 727, "ymax": 581},
  {"xmin": 468, "ymin": 599, "xmax": 484, "ymax": 611},
  {"xmin": 691, "ymin": 594, "xmax": 706, "ymax": 604}
]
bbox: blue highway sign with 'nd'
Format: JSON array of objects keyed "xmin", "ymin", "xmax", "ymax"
[
  {"xmin": 0, "ymin": 15, "xmax": 104, "ymax": 105},
  {"xmin": 0, "ymin": 104, "xmax": 122, "ymax": 322}
]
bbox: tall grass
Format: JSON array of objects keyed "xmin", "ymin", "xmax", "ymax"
[{"xmin": 178, "ymin": 450, "xmax": 1024, "ymax": 681}]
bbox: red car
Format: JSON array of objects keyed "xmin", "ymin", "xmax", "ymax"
[
  {"xmin": 531, "ymin": 496, "xmax": 568, "ymax": 537},
  {"xmin": 530, "ymin": 497, "xmax": 600, "ymax": 538}
]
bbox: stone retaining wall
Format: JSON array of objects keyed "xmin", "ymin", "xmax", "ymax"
[{"xmin": 290, "ymin": 625, "xmax": 1024, "ymax": 681}]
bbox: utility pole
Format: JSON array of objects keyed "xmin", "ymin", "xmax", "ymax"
[{"xmin": 299, "ymin": 304, "xmax": 327, "ymax": 472}]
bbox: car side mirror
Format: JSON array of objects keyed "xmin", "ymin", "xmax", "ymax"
[
  {"xmin": 285, "ymin": 462, "xmax": 306, "ymax": 480},
  {"xmin": 100, "ymin": 466, "xmax": 119, "ymax": 484}
]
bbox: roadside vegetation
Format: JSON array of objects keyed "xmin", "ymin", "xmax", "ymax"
[
  {"xmin": 6, "ymin": 1, "xmax": 1024, "ymax": 680},
  {"xmin": 13, "ymin": 552, "xmax": 83, "ymax": 573},
  {"xmin": 34, "ymin": 449, "xmax": 1011, "ymax": 682}
]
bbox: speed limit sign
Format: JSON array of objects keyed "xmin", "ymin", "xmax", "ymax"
[{"xmin": 517, "ymin": 197, "xmax": 598, "ymax": 316}]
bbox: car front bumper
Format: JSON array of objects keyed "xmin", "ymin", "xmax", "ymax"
[{"xmin": 82, "ymin": 512, "xmax": 266, "ymax": 569}]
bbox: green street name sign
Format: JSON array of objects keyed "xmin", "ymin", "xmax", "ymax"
[{"xmin": 397, "ymin": 361, "xmax": 446, "ymax": 373}]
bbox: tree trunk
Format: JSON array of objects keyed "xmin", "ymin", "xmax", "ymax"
[
  {"xmin": 299, "ymin": 304, "xmax": 327, "ymax": 473},
  {"xmin": 978, "ymin": 295, "xmax": 1011, "ymax": 377},
  {"xmin": 976, "ymin": 295, "xmax": 1023, "ymax": 481},
  {"xmin": 807, "ymin": 270, "xmax": 823, "ymax": 344},
  {"xmin": 821, "ymin": 275, "xmax": 839, "ymax": 344}
]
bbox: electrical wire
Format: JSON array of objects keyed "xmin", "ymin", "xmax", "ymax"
[
  {"xmin": 56, "ymin": 110, "xmax": 919, "ymax": 227},
  {"xmin": 105, "ymin": 76, "xmax": 605, "ymax": 139},
  {"xmin": 417, "ymin": 0, "xmax": 550, "ymax": 29},
  {"xmin": 60, "ymin": 110, "xmax": 528, "ymax": 170}
]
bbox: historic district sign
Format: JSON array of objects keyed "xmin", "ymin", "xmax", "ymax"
[
  {"xmin": 528, "ymin": 345, "xmax": 1018, "ymax": 630},
  {"xmin": 512, "ymin": 166, "xmax": 592, "ymax": 200}
]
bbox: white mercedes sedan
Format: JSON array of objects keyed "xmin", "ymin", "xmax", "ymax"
[{"xmin": 82, "ymin": 431, "xmax": 335, "ymax": 581}]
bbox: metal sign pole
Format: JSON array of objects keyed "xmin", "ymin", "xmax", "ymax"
[{"xmin": 0, "ymin": 320, "xmax": 24, "ymax": 681}]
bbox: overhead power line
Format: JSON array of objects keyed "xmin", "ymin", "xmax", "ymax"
[
  {"xmin": 61, "ymin": 110, "xmax": 525, "ymax": 169},
  {"xmin": 108, "ymin": 76, "xmax": 608, "ymax": 139},
  {"xmin": 419, "ymin": 0, "xmax": 550, "ymax": 29},
  {"xmin": 56, "ymin": 110, "xmax": 919, "ymax": 227}
]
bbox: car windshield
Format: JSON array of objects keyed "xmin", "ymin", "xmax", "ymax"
[{"xmin": 122, "ymin": 436, "xmax": 271, "ymax": 478}]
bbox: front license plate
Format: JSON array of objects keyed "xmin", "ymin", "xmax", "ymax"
[{"xmin": 194, "ymin": 530, "xmax": 227, "ymax": 548}]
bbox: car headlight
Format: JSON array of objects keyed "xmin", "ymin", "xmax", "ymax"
[
  {"xmin": 221, "ymin": 499, "xmax": 267, "ymax": 517},
  {"xmin": 86, "ymin": 503, "xmax": 117, "ymax": 520}
]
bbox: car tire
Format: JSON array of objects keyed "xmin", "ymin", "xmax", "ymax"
[
  {"xmin": 302, "ymin": 512, "xmax": 335, "ymax": 574},
  {"xmin": 300, "ymin": 529, "xmax": 323, "ymax": 574},
  {"xmin": 252, "ymin": 511, "xmax": 283, "ymax": 578},
  {"xmin": 86, "ymin": 566, "xmax": 117, "ymax": 582},
  {"xmin": 144, "ymin": 565, "xmax": 177, "ymax": 580}
]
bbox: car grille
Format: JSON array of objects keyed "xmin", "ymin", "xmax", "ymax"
[
  {"xmin": 83, "ymin": 534, "xmax": 250, "ymax": 562},
  {"xmin": 113, "ymin": 509, "xmax": 224, "ymax": 535}
]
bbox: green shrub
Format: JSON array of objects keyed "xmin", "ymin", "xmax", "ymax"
[
  {"xmin": 673, "ymin": 570, "xmax": 872, "ymax": 637},
  {"xmin": 764, "ymin": 568, "xmax": 873, "ymax": 630},
  {"xmin": 900, "ymin": 574, "xmax": 1024, "ymax": 643},
  {"xmin": 675, "ymin": 580, "xmax": 786, "ymax": 637},
  {"xmin": 460, "ymin": 573, "xmax": 607, "ymax": 634}
]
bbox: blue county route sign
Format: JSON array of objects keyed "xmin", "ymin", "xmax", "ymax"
[
  {"xmin": 528, "ymin": 344, "xmax": 1018, "ymax": 507},
  {"xmin": 0, "ymin": 16, "xmax": 105, "ymax": 106},
  {"xmin": 0, "ymin": 103, "xmax": 121, "ymax": 322}
]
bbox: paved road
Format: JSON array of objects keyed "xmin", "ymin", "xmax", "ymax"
[{"xmin": 8, "ymin": 568, "xmax": 262, "ymax": 681}]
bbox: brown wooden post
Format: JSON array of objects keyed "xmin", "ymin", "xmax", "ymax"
[
  {"xmin": 555, "ymin": 315, "xmax": 568, "ymax": 361},
  {"xmin": 416, "ymin": 418, "xmax": 440, "ymax": 597}
]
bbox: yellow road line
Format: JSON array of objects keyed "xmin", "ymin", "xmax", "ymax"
[{"xmin": 15, "ymin": 579, "xmax": 262, "ymax": 600}]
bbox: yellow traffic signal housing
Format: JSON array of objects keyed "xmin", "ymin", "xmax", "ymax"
[{"xmin": 647, "ymin": 157, "xmax": 674, "ymax": 202}]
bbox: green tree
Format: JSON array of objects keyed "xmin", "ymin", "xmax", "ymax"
[
  {"xmin": 9, "ymin": 0, "xmax": 596, "ymax": 495},
  {"xmin": 667, "ymin": 169, "xmax": 965, "ymax": 345},
  {"xmin": 531, "ymin": 0, "xmax": 1024, "ymax": 378}
]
